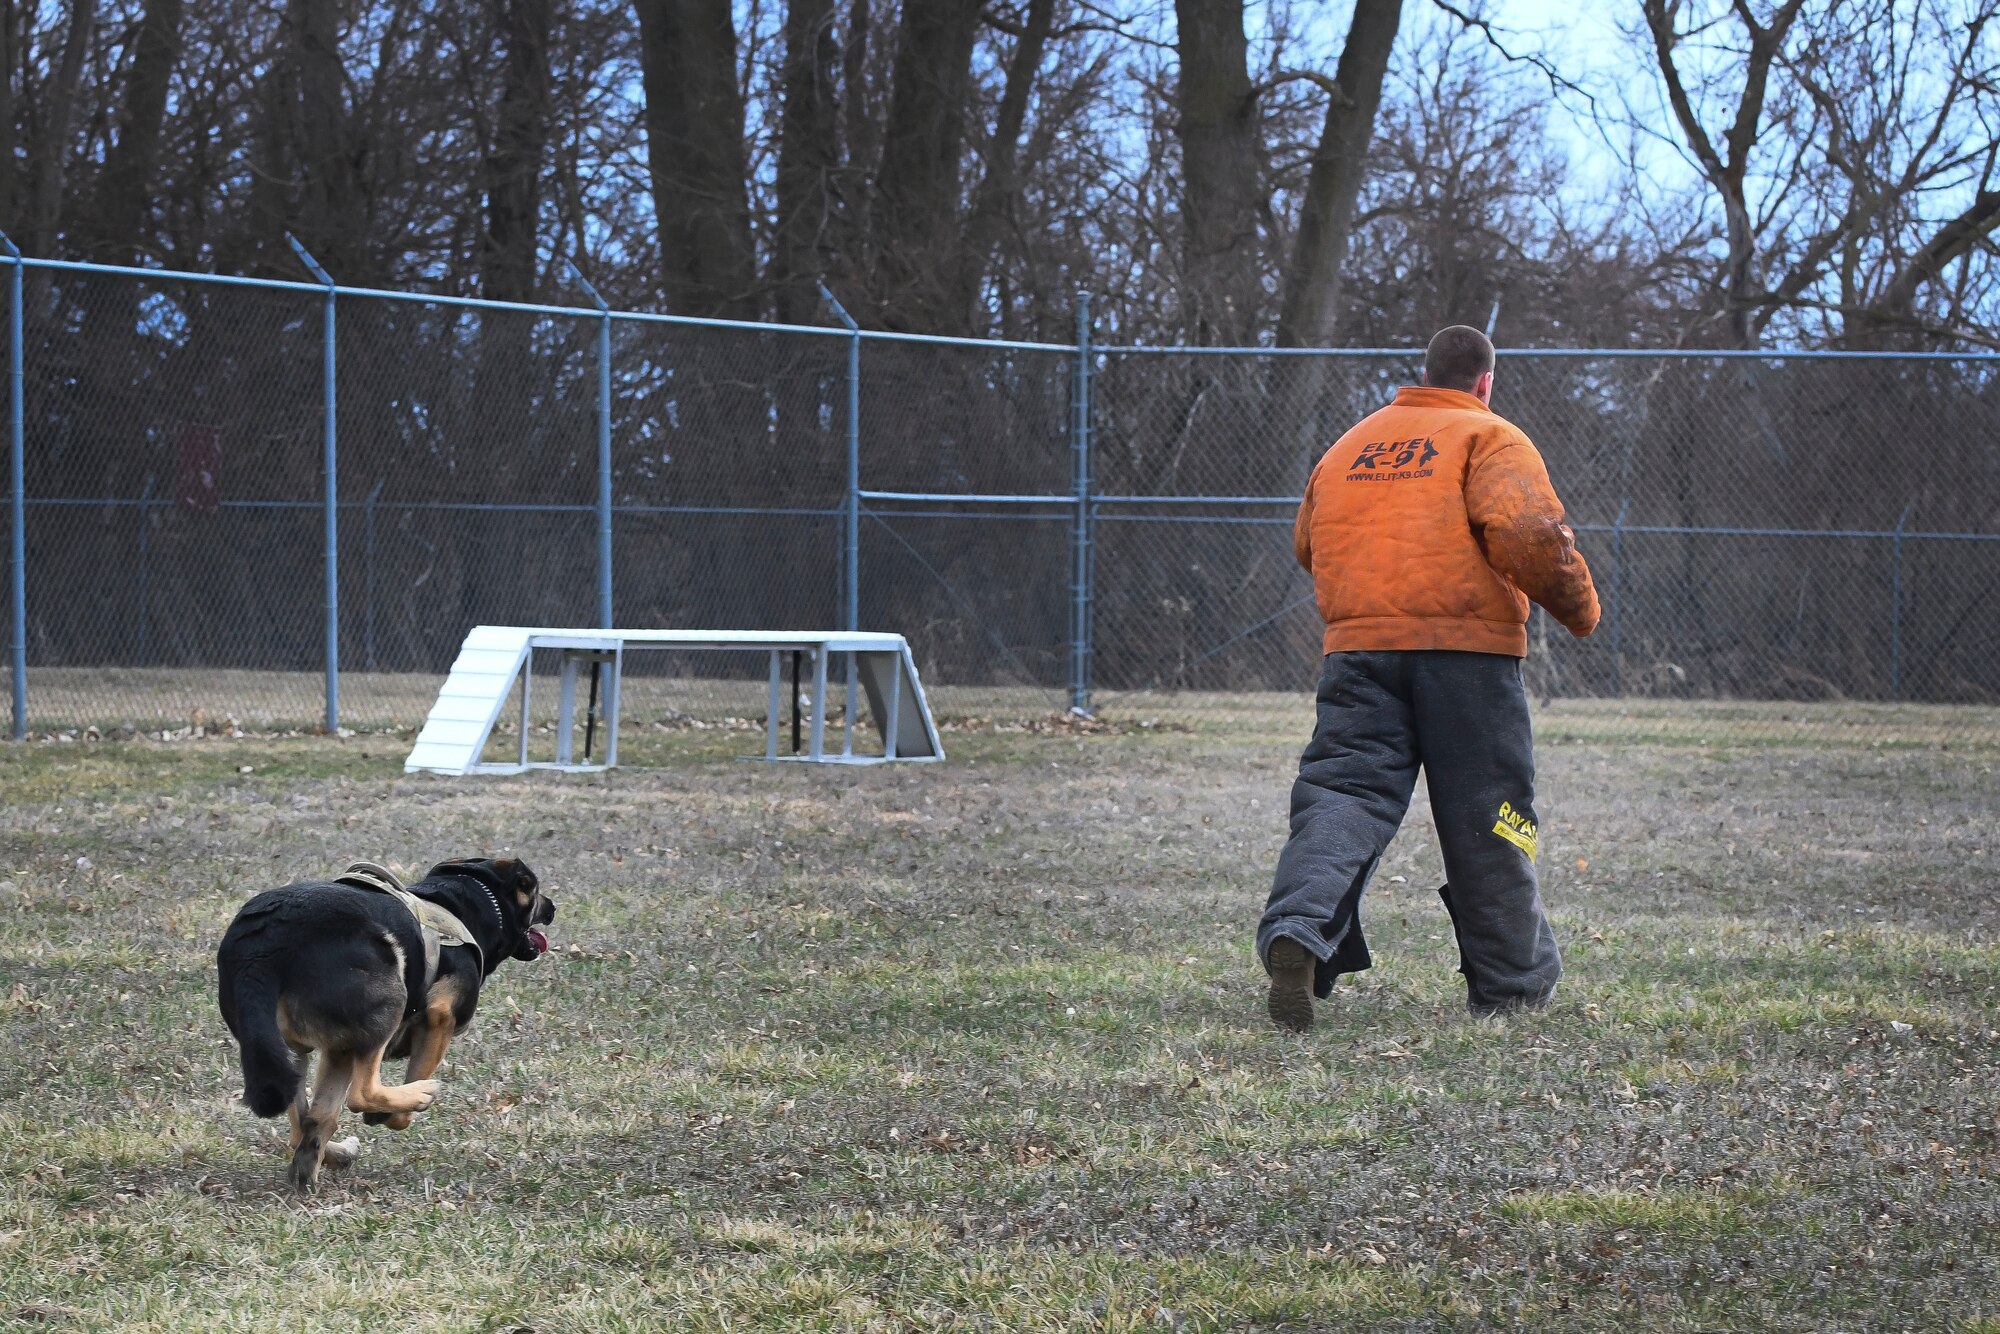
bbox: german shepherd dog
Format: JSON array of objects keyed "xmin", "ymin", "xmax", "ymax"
[{"xmin": 216, "ymin": 857, "xmax": 555, "ymax": 1190}]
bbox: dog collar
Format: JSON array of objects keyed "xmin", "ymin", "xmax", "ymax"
[{"xmin": 471, "ymin": 880, "xmax": 505, "ymax": 931}]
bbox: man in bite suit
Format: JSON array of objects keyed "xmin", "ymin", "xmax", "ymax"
[{"xmin": 1258, "ymin": 325, "xmax": 1600, "ymax": 1029}]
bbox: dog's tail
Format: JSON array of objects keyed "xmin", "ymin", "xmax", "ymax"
[{"xmin": 229, "ymin": 971, "xmax": 302, "ymax": 1118}]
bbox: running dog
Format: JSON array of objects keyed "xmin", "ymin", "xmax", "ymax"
[{"xmin": 216, "ymin": 857, "xmax": 555, "ymax": 1190}]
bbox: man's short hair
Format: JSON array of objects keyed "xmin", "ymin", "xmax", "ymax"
[{"xmin": 1424, "ymin": 326, "xmax": 1495, "ymax": 391}]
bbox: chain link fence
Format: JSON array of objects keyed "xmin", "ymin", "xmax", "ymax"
[
  {"xmin": 1084, "ymin": 349, "xmax": 2000, "ymax": 747},
  {"xmin": 5, "ymin": 254, "xmax": 1997, "ymax": 749}
]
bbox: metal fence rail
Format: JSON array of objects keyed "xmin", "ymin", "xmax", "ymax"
[{"xmin": 4, "ymin": 243, "xmax": 1998, "ymax": 747}]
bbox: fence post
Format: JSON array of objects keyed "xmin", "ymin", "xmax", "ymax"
[
  {"xmin": 3, "ymin": 232, "xmax": 22, "ymax": 739},
  {"xmin": 1891, "ymin": 502, "xmax": 1912, "ymax": 700},
  {"xmin": 1610, "ymin": 497, "xmax": 1628, "ymax": 698},
  {"xmin": 137, "ymin": 474, "xmax": 154, "ymax": 663},
  {"xmin": 1070, "ymin": 291, "xmax": 1094, "ymax": 715},
  {"xmin": 818, "ymin": 282, "xmax": 861, "ymax": 754},
  {"xmin": 565, "ymin": 261, "xmax": 614, "ymax": 627},
  {"xmin": 363, "ymin": 478, "xmax": 384, "ymax": 670},
  {"xmin": 286, "ymin": 234, "xmax": 339, "ymax": 733}
]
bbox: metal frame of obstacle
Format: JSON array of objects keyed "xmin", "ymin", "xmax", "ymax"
[{"xmin": 405, "ymin": 627, "xmax": 944, "ymax": 775}]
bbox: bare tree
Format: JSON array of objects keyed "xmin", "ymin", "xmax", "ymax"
[
  {"xmin": 0, "ymin": 0, "xmax": 1992, "ymax": 355},
  {"xmin": 1786, "ymin": 0, "xmax": 2000, "ymax": 344},
  {"xmin": 24, "ymin": 0, "xmax": 94, "ymax": 257},
  {"xmin": 1614, "ymin": 0, "xmax": 2000, "ymax": 350},
  {"xmin": 954, "ymin": 0, "xmax": 1056, "ymax": 328},
  {"xmin": 771, "ymin": 0, "xmax": 840, "ymax": 323},
  {"xmin": 634, "ymin": 0, "xmax": 756, "ymax": 317},
  {"xmin": 481, "ymin": 0, "xmax": 555, "ymax": 303},
  {"xmin": 1173, "ymin": 0, "xmax": 1262, "ymax": 344},
  {"xmin": 84, "ymin": 0, "xmax": 184, "ymax": 265},
  {"xmin": 1274, "ymin": 0, "xmax": 1401, "ymax": 346},
  {"xmin": 285, "ymin": 0, "xmax": 363, "ymax": 272},
  {"xmin": 871, "ymin": 0, "xmax": 983, "ymax": 330},
  {"xmin": 0, "ymin": 1, "xmax": 19, "ymax": 228},
  {"xmin": 1641, "ymin": 0, "xmax": 1809, "ymax": 348}
]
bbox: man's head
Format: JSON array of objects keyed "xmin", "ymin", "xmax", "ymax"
[{"xmin": 1423, "ymin": 325, "xmax": 1496, "ymax": 404}]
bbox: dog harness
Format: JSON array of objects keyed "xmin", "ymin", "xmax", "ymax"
[{"xmin": 334, "ymin": 861, "xmax": 485, "ymax": 989}]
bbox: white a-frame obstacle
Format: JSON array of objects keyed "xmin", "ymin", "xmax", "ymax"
[{"xmin": 404, "ymin": 626, "xmax": 943, "ymax": 775}]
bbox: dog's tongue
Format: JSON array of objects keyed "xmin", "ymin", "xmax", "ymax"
[{"xmin": 528, "ymin": 928, "xmax": 549, "ymax": 956}]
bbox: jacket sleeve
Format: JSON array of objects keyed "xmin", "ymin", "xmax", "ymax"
[
  {"xmin": 1465, "ymin": 440, "xmax": 1600, "ymax": 637},
  {"xmin": 1293, "ymin": 480, "xmax": 1314, "ymax": 571}
]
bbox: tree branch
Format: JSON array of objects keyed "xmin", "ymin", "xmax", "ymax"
[
  {"xmin": 1426, "ymin": 0, "xmax": 1599, "ymax": 114},
  {"xmin": 1641, "ymin": 0, "xmax": 1729, "ymax": 188},
  {"xmin": 1876, "ymin": 180, "xmax": 2000, "ymax": 319},
  {"xmin": 1248, "ymin": 67, "xmax": 1353, "ymax": 108}
]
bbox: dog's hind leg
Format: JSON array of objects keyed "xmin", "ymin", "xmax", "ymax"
[
  {"xmin": 346, "ymin": 1042, "xmax": 441, "ymax": 1118},
  {"xmin": 286, "ymin": 1050, "xmax": 314, "ymax": 1156},
  {"xmin": 288, "ymin": 1051, "xmax": 355, "ymax": 1193},
  {"xmin": 284, "ymin": 1050, "xmax": 356, "ymax": 1169}
]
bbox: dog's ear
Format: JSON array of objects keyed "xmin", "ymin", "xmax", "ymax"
[{"xmin": 497, "ymin": 858, "xmax": 538, "ymax": 898}]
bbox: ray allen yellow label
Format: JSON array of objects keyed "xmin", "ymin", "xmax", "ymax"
[{"xmin": 1491, "ymin": 800, "xmax": 1538, "ymax": 861}]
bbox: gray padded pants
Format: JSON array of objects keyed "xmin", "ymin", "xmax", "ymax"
[{"xmin": 1255, "ymin": 649, "xmax": 1561, "ymax": 1014}]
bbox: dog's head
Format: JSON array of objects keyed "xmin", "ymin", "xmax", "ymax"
[{"xmin": 432, "ymin": 856, "xmax": 556, "ymax": 962}]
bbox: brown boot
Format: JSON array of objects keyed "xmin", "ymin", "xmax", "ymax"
[{"xmin": 1265, "ymin": 936, "xmax": 1315, "ymax": 1032}]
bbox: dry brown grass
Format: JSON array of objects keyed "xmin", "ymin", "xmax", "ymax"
[
  {"xmin": 11, "ymin": 666, "xmax": 1999, "ymax": 756},
  {"xmin": 0, "ymin": 713, "xmax": 1995, "ymax": 1329}
]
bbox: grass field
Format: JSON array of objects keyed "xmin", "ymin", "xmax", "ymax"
[
  {"xmin": 2, "ymin": 708, "xmax": 1996, "ymax": 1330},
  {"xmin": 11, "ymin": 666, "xmax": 2000, "ymax": 752}
]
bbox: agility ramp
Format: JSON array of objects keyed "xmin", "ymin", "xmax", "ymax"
[{"xmin": 405, "ymin": 626, "xmax": 943, "ymax": 775}]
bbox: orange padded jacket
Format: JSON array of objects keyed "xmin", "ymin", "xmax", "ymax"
[{"xmin": 1293, "ymin": 385, "xmax": 1600, "ymax": 657}]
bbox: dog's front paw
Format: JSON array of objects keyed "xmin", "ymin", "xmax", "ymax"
[{"xmin": 407, "ymin": 1079, "xmax": 442, "ymax": 1110}]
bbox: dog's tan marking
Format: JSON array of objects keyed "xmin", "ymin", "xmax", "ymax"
[
  {"xmin": 377, "ymin": 986, "xmax": 460, "ymax": 1130},
  {"xmin": 290, "ymin": 1051, "xmax": 355, "ymax": 1192},
  {"xmin": 277, "ymin": 1002, "xmax": 341, "ymax": 1055},
  {"xmin": 276, "ymin": 998, "xmax": 302, "ymax": 1048},
  {"xmin": 286, "ymin": 1058, "xmax": 313, "ymax": 1154},
  {"xmin": 347, "ymin": 1041, "xmax": 442, "ymax": 1117}
]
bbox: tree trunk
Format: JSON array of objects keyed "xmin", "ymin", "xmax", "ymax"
[
  {"xmin": 285, "ymin": 0, "xmax": 360, "ymax": 274},
  {"xmin": 842, "ymin": 0, "xmax": 874, "ymax": 168},
  {"xmin": 1275, "ymin": 0, "xmax": 1400, "ymax": 347},
  {"xmin": 0, "ymin": 1, "xmax": 17, "ymax": 229},
  {"xmin": 86, "ymin": 0, "xmax": 184, "ymax": 265},
  {"xmin": 771, "ymin": 0, "xmax": 841, "ymax": 325},
  {"xmin": 871, "ymin": 0, "xmax": 982, "ymax": 331},
  {"xmin": 838, "ymin": 0, "xmax": 876, "ymax": 255},
  {"xmin": 633, "ymin": 0, "xmax": 756, "ymax": 318},
  {"xmin": 480, "ymin": 0, "xmax": 554, "ymax": 304},
  {"xmin": 1173, "ymin": 0, "xmax": 1261, "ymax": 345},
  {"xmin": 25, "ymin": 0, "xmax": 94, "ymax": 257},
  {"xmin": 954, "ymin": 0, "xmax": 1054, "ymax": 330}
]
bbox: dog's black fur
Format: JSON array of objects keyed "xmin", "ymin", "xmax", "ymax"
[{"xmin": 215, "ymin": 857, "xmax": 554, "ymax": 1189}]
